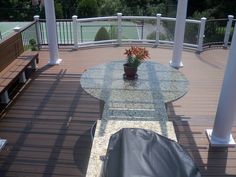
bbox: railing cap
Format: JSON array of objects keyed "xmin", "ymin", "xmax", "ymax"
[
  {"xmin": 72, "ymin": 15, "xmax": 78, "ymax": 21},
  {"xmin": 156, "ymin": 13, "xmax": 162, "ymax": 17},
  {"xmin": 13, "ymin": 26, "xmax": 21, "ymax": 32},
  {"xmin": 228, "ymin": 15, "xmax": 234, "ymax": 19},
  {"xmin": 34, "ymin": 15, "xmax": 40, "ymax": 20}
]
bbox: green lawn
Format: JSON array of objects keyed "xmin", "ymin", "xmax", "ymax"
[
  {"xmin": 79, "ymin": 21, "xmax": 140, "ymax": 42},
  {"xmin": 0, "ymin": 22, "xmax": 30, "ymax": 39},
  {"xmin": 1, "ymin": 21, "xmax": 140, "ymax": 44}
]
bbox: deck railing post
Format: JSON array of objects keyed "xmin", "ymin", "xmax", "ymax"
[
  {"xmin": 155, "ymin": 13, "xmax": 162, "ymax": 47},
  {"xmin": 206, "ymin": 26, "xmax": 236, "ymax": 147},
  {"xmin": 223, "ymin": 15, "xmax": 234, "ymax": 48},
  {"xmin": 117, "ymin": 13, "xmax": 122, "ymax": 45},
  {"xmin": 197, "ymin": 17, "xmax": 206, "ymax": 53},
  {"xmin": 72, "ymin": 15, "xmax": 78, "ymax": 49},
  {"xmin": 34, "ymin": 15, "xmax": 42, "ymax": 49}
]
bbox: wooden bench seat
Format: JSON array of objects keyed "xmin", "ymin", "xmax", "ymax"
[{"xmin": 0, "ymin": 33, "xmax": 39, "ymax": 104}]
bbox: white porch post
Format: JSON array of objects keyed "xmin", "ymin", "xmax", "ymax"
[
  {"xmin": 72, "ymin": 15, "xmax": 79, "ymax": 49},
  {"xmin": 155, "ymin": 13, "xmax": 161, "ymax": 47},
  {"xmin": 223, "ymin": 15, "xmax": 234, "ymax": 48},
  {"xmin": 197, "ymin": 17, "xmax": 207, "ymax": 53},
  {"xmin": 44, "ymin": 0, "xmax": 62, "ymax": 65},
  {"xmin": 170, "ymin": 0, "xmax": 188, "ymax": 68},
  {"xmin": 117, "ymin": 13, "xmax": 122, "ymax": 45},
  {"xmin": 206, "ymin": 26, "xmax": 236, "ymax": 147},
  {"xmin": 34, "ymin": 15, "xmax": 42, "ymax": 48}
]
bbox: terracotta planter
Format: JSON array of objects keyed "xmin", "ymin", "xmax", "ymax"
[{"xmin": 123, "ymin": 63, "xmax": 138, "ymax": 80}]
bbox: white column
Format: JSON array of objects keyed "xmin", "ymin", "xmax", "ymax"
[
  {"xmin": 197, "ymin": 17, "xmax": 207, "ymax": 53},
  {"xmin": 155, "ymin": 13, "xmax": 161, "ymax": 46},
  {"xmin": 72, "ymin": 15, "xmax": 78, "ymax": 49},
  {"xmin": 44, "ymin": 0, "xmax": 62, "ymax": 65},
  {"xmin": 223, "ymin": 15, "xmax": 234, "ymax": 48},
  {"xmin": 117, "ymin": 13, "xmax": 122, "ymax": 45},
  {"xmin": 170, "ymin": 0, "xmax": 188, "ymax": 68},
  {"xmin": 206, "ymin": 26, "xmax": 236, "ymax": 147}
]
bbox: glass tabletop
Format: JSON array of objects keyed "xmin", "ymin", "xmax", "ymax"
[{"xmin": 80, "ymin": 60, "xmax": 189, "ymax": 121}]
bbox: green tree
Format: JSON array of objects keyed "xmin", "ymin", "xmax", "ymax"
[
  {"xmin": 145, "ymin": 3, "xmax": 166, "ymax": 16},
  {"xmin": 109, "ymin": 25, "xmax": 118, "ymax": 39},
  {"xmin": 187, "ymin": 0, "xmax": 236, "ymax": 18},
  {"xmin": 0, "ymin": 0, "xmax": 63, "ymax": 21},
  {"xmin": 187, "ymin": 0, "xmax": 207, "ymax": 17},
  {"xmin": 77, "ymin": 0, "xmax": 99, "ymax": 18},
  {"xmin": 147, "ymin": 31, "xmax": 168, "ymax": 40},
  {"xmin": 94, "ymin": 27, "xmax": 110, "ymax": 41},
  {"xmin": 54, "ymin": 1, "xmax": 63, "ymax": 18},
  {"xmin": 61, "ymin": 0, "xmax": 79, "ymax": 18},
  {"xmin": 0, "ymin": 0, "xmax": 34, "ymax": 21},
  {"xmin": 99, "ymin": 0, "xmax": 123, "ymax": 16},
  {"xmin": 120, "ymin": 0, "xmax": 167, "ymax": 16}
]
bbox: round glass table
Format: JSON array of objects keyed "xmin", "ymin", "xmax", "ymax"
[{"xmin": 80, "ymin": 60, "xmax": 188, "ymax": 121}]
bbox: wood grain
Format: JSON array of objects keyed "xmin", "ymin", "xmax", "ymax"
[{"xmin": 0, "ymin": 47, "xmax": 235, "ymax": 177}]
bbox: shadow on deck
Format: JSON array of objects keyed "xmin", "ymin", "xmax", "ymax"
[{"xmin": 0, "ymin": 46, "xmax": 235, "ymax": 177}]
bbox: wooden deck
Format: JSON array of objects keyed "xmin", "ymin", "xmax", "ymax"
[{"xmin": 0, "ymin": 46, "xmax": 236, "ymax": 177}]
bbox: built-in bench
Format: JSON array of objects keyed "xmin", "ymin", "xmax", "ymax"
[{"xmin": 0, "ymin": 32, "xmax": 38, "ymax": 104}]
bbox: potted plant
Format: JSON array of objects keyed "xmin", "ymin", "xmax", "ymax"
[
  {"xmin": 123, "ymin": 46, "xmax": 149, "ymax": 79},
  {"xmin": 29, "ymin": 39, "xmax": 38, "ymax": 51}
]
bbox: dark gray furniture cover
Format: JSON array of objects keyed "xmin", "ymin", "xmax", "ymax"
[{"xmin": 102, "ymin": 128, "xmax": 201, "ymax": 177}]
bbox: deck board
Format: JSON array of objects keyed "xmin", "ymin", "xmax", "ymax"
[{"xmin": 0, "ymin": 47, "xmax": 236, "ymax": 177}]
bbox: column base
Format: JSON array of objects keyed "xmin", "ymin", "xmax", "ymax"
[
  {"xmin": 48, "ymin": 59, "xmax": 62, "ymax": 65},
  {"xmin": 1, "ymin": 91, "xmax": 10, "ymax": 104},
  {"xmin": 169, "ymin": 60, "xmax": 183, "ymax": 69},
  {"xmin": 0, "ymin": 138, "xmax": 7, "ymax": 150},
  {"xmin": 74, "ymin": 44, "xmax": 79, "ymax": 49},
  {"xmin": 19, "ymin": 71, "xmax": 26, "ymax": 83},
  {"xmin": 206, "ymin": 129, "xmax": 236, "ymax": 147}
]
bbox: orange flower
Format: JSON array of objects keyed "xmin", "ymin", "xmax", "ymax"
[{"xmin": 124, "ymin": 46, "xmax": 150, "ymax": 67}]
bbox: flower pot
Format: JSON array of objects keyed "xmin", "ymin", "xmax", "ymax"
[{"xmin": 123, "ymin": 63, "xmax": 138, "ymax": 80}]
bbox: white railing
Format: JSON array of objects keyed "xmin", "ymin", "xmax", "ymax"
[
  {"xmin": 71, "ymin": 13, "xmax": 203, "ymax": 51},
  {"xmin": 34, "ymin": 14, "xmax": 235, "ymax": 51}
]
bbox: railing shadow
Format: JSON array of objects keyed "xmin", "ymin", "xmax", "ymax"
[
  {"xmin": 194, "ymin": 52, "xmax": 225, "ymax": 70},
  {"xmin": 0, "ymin": 66, "xmax": 101, "ymax": 177},
  {"xmin": 167, "ymin": 102, "xmax": 235, "ymax": 177},
  {"xmin": 206, "ymin": 147, "xmax": 236, "ymax": 177},
  {"xmin": 73, "ymin": 129, "xmax": 93, "ymax": 175}
]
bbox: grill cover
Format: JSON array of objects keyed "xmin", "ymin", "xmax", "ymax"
[{"xmin": 102, "ymin": 128, "xmax": 201, "ymax": 177}]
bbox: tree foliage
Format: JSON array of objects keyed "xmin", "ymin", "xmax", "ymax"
[
  {"xmin": 77, "ymin": 0, "xmax": 99, "ymax": 18},
  {"xmin": 99, "ymin": 0, "xmax": 123, "ymax": 16},
  {"xmin": 0, "ymin": 0, "xmax": 235, "ymax": 21},
  {"xmin": 94, "ymin": 27, "xmax": 110, "ymax": 41},
  {"xmin": 0, "ymin": 0, "xmax": 34, "ymax": 21},
  {"xmin": 0, "ymin": 0, "xmax": 63, "ymax": 21},
  {"xmin": 60, "ymin": 0, "xmax": 79, "ymax": 18},
  {"xmin": 188, "ymin": 0, "xmax": 236, "ymax": 19}
]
